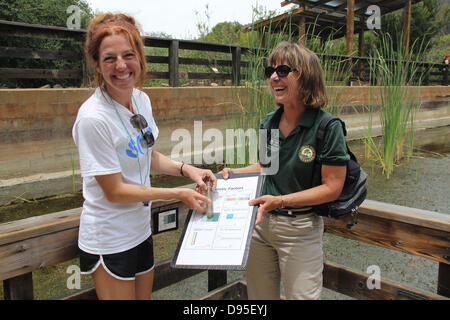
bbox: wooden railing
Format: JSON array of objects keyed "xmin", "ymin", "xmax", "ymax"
[
  {"xmin": 1, "ymin": 190, "xmax": 449, "ymax": 300},
  {"xmin": 0, "ymin": 19, "xmax": 448, "ymax": 87}
]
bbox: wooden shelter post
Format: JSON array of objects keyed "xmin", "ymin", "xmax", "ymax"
[
  {"xmin": 259, "ymin": 30, "xmax": 266, "ymax": 49},
  {"xmin": 358, "ymin": 21, "xmax": 365, "ymax": 57},
  {"xmin": 346, "ymin": 0, "xmax": 355, "ymax": 55},
  {"xmin": 298, "ymin": 15, "xmax": 306, "ymax": 45},
  {"xmin": 403, "ymin": 0, "xmax": 412, "ymax": 58},
  {"xmin": 357, "ymin": 20, "xmax": 365, "ymax": 82}
]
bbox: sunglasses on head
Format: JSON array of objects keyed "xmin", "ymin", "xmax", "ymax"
[
  {"xmin": 130, "ymin": 114, "xmax": 155, "ymax": 148},
  {"xmin": 264, "ymin": 65, "xmax": 298, "ymax": 79}
]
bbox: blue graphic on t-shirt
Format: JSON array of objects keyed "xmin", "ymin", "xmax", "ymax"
[
  {"xmin": 125, "ymin": 127, "xmax": 152, "ymax": 158},
  {"xmin": 126, "ymin": 139, "xmax": 139, "ymax": 158}
]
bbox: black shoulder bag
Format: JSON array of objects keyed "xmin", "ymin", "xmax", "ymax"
[{"xmin": 312, "ymin": 115, "xmax": 367, "ymax": 228}]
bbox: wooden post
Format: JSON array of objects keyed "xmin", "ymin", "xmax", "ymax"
[
  {"xmin": 357, "ymin": 21, "xmax": 365, "ymax": 82},
  {"xmin": 169, "ymin": 40, "xmax": 179, "ymax": 87},
  {"xmin": 3, "ymin": 273, "xmax": 34, "ymax": 300},
  {"xmin": 423, "ymin": 63, "xmax": 430, "ymax": 86},
  {"xmin": 403, "ymin": 0, "xmax": 412, "ymax": 59},
  {"xmin": 437, "ymin": 262, "xmax": 450, "ymax": 298},
  {"xmin": 358, "ymin": 24, "xmax": 365, "ymax": 57},
  {"xmin": 346, "ymin": 0, "xmax": 355, "ymax": 56},
  {"xmin": 208, "ymin": 270, "xmax": 227, "ymax": 292},
  {"xmin": 298, "ymin": 15, "xmax": 306, "ymax": 45},
  {"xmin": 443, "ymin": 64, "xmax": 449, "ymax": 86},
  {"xmin": 232, "ymin": 46, "xmax": 241, "ymax": 86},
  {"xmin": 260, "ymin": 31, "xmax": 266, "ymax": 49},
  {"xmin": 81, "ymin": 55, "xmax": 93, "ymax": 88},
  {"xmin": 319, "ymin": 34, "xmax": 325, "ymax": 48}
]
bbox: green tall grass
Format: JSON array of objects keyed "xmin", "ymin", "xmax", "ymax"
[{"xmin": 365, "ymin": 32, "xmax": 428, "ymax": 178}]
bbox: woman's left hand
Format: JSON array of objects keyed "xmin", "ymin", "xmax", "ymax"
[{"xmin": 249, "ymin": 195, "xmax": 282, "ymax": 225}]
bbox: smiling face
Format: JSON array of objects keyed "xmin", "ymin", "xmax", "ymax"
[
  {"xmin": 268, "ymin": 41, "xmax": 328, "ymax": 109},
  {"xmin": 269, "ymin": 61, "xmax": 302, "ymax": 107},
  {"xmin": 94, "ymin": 33, "xmax": 141, "ymax": 102}
]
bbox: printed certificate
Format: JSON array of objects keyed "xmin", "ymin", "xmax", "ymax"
[{"xmin": 171, "ymin": 173, "xmax": 264, "ymax": 270}]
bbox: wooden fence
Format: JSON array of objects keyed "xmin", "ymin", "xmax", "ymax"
[
  {"xmin": 0, "ymin": 19, "xmax": 448, "ymax": 87},
  {"xmin": 1, "ymin": 188, "xmax": 449, "ymax": 300}
]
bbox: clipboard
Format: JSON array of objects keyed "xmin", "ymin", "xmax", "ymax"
[{"xmin": 171, "ymin": 172, "xmax": 265, "ymax": 270}]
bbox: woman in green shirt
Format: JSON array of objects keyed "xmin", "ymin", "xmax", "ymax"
[{"xmin": 220, "ymin": 41, "xmax": 349, "ymax": 300}]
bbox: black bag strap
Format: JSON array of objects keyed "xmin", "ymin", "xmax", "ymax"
[{"xmin": 315, "ymin": 115, "xmax": 347, "ymax": 159}]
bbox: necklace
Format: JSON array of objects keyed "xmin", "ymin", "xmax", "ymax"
[{"xmin": 103, "ymin": 88, "xmax": 150, "ymax": 206}]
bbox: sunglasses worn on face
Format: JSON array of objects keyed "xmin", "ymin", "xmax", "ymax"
[
  {"xmin": 265, "ymin": 65, "xmax": 298, "ymax": 79},
  {"xmin": 130, "ymin": 114, "xmax": 155, "ymax": 148}
]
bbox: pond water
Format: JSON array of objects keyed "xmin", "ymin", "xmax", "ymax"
[
  {"xmin": 1, "ymin": 152, "xmax": 448, "ymax": 223},
  {"xmin": 364, "ymin": 154, "xmax": 449, "ymax": 214},
  {"xmin": 0, "ymin": 174, "xmax": 193, "ymax": 224}
]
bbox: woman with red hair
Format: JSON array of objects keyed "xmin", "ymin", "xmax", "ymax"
[{"xmin": 72, "ymin": 13, "xmax": 216, "ymax": 300}]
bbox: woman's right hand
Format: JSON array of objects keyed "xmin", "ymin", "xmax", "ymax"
[
  {"xmin": 218, "ymin": 167, "xmax": 233, "ymax": 180},
  {"xmin": 177, "ymin": 188, "xmax": 210, "ymax": 212},
  {"xmin": 218, "ymin": 163, "xmax": 262, "ymax": 180}
]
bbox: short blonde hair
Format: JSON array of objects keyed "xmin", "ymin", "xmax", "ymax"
[
  {"xmin": 85, "ymin": 13, "xmax": 147, "ymax": 88},
  {"xmin": 268, "ymin": 41, "xmax": 327, "ymax": 109}
]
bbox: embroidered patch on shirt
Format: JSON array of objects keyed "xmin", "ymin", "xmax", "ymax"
[{"xmin": 298, "ymin": 145, "xmax": 316, "ymax": 163}]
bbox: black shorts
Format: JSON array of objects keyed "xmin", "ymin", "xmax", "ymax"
[{"xmin": 79, "ymin": 235, "xmax": 154, "ymax": 280}]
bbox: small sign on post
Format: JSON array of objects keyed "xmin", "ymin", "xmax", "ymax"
[{"xmin": 153, "ymin": 208, "xmax": 178, "ymax": 234}]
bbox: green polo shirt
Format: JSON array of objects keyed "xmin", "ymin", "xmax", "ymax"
[{"xmin": 259, "ymin": 106, "xmax": 350, "ymax": 209}]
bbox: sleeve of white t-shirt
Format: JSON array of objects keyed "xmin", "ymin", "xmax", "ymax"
[{"xmin": 74, "ymin": 116, "xmax": 122, "ymax": 177}]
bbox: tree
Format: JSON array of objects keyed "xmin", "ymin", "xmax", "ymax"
[
  {"xmin": 425, "ymin": 33, "xmax": 450, "ymax": 63},
  {"xmin": 200, "ymin": 21, "xmax": 243, "ymax": 45},
  {"xmin": 380, "ymin": 0, "xmax": 447, "ymax": 55},
  {"xmin": 0, "ymin": 0, "xmax": 92, "ymax": 27},
  {"xmin": 0, "ymin": 0, "xmax": 94, "ymax": 88}
]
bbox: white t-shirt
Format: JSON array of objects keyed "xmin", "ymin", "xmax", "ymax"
[{"xmin": 72, "ymin": 87, "xmax": 159, "ymax": 255}]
